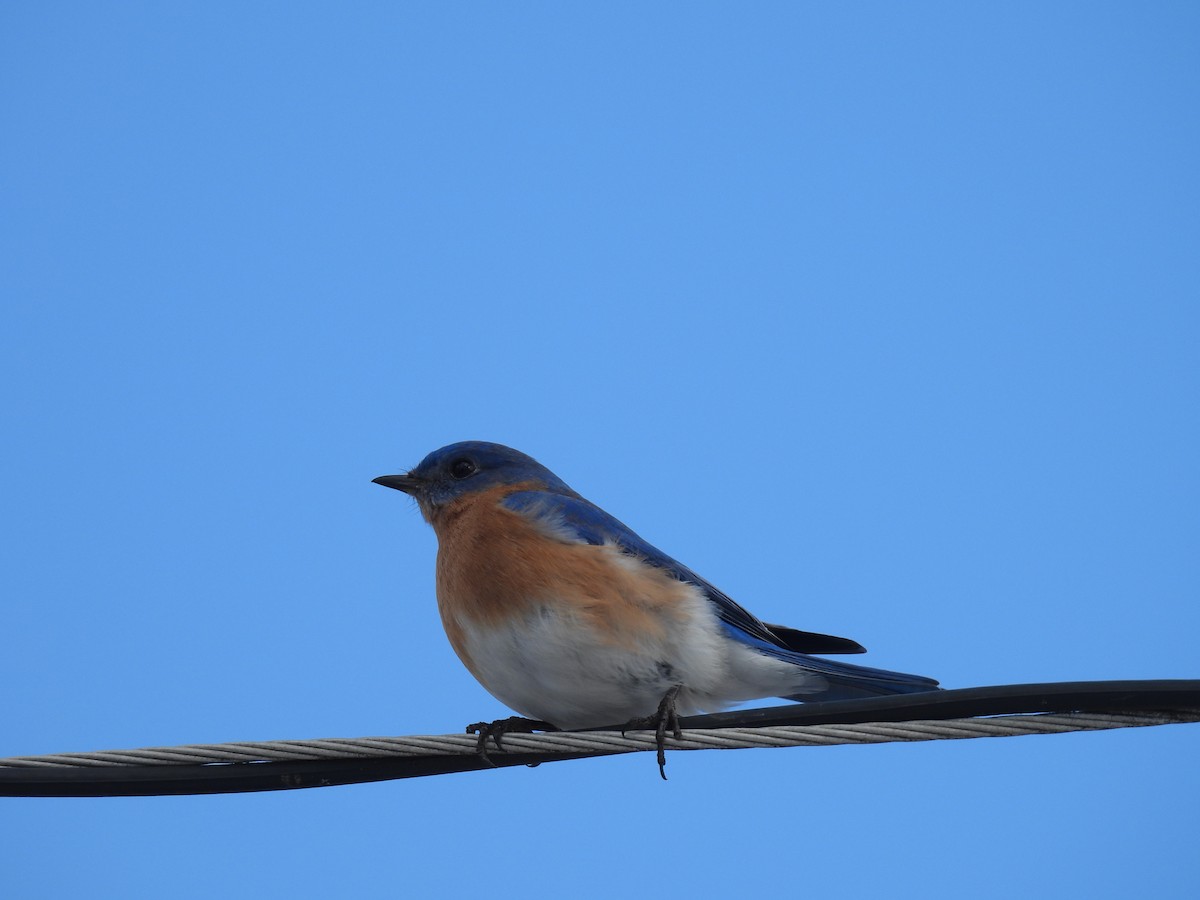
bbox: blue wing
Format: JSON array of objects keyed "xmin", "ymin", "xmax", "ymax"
[{"xmin": 502, "ymin": 490, "xmax": 939, "ymax": 698}]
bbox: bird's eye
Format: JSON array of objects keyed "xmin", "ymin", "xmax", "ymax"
[{"xmin": 449, "ymin": 458, "xmax": 477, "ymax": 479}]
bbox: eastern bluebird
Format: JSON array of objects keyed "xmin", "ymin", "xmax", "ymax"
[{"xmin": 374, "ymin": 441, "xmax": 938, "ymax": 775}]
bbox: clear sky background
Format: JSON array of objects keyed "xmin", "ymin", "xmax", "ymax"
[{"xmin": 2, "ymin": 3, "xmax": 1198, "ymax": 897}]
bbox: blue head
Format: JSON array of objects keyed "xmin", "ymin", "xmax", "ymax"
[{"xmin": 373, "ymin": 441, "xmax": 577, "ymax": 521}]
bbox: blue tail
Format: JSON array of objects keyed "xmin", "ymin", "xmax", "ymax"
[
  {"xmin": 781, "ymin": 652, "xmax": 941, "ymax": 702},
  {"xmin": 723, "ymin": 622, "xmax": 940, "ymax": 702}
]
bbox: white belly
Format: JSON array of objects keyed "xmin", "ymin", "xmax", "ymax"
[{"xmin": 455, "ymin": 585, "xmax": 816, "ymax": 729}]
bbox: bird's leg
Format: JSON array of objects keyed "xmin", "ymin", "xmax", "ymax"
[
  {"xmin": 621, "ymin": 684, "xmax": 684, "ymax": 780},
  {"xmin": 465, "ymin": 716, "xmax": 558, "ymax": 766}
]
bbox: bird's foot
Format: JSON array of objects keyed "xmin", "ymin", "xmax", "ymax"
[
  {"xmin": 621, "ymin": 685, "xmax": 684, "ymax": 780},
  {"xmin": 465, "ymin": 717, "xmax": 557, "ymax": 766}
]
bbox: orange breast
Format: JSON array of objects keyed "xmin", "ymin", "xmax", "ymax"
[{"xmin": 429, "ymin": 484, "xmax": 692, "ymax": 669}]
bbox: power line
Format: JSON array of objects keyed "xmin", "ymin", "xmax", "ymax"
[{"xmin": 3, "ymin": 680, "xmax": 1196, "ymax": 797}]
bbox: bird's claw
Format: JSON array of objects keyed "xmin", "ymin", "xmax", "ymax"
[
  {"xmin": 465, "ymin": 717, "xmax": 556, "ymax": 766},
  {"xmin": 621, "ymin": 685, "xmax": 684, "ymax": 780}
]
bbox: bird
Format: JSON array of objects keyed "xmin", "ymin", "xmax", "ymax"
[{"xmin": 373, "ymin": 441, "xmax": 939, "ymax": 776}]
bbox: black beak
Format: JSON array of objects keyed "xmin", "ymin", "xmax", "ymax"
[{"xmin": 372, "ymin": 473, "xmax": 420, "ymax": 494}]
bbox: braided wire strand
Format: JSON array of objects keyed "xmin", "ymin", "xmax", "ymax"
[{"xmin": 3, "ymin": 709, "xmax": 1196, "ymax": 770}]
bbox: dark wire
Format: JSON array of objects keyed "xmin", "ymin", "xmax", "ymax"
[{"xmin": 3, "ymin": 680, "xmax": 1197, "ymax": 798}]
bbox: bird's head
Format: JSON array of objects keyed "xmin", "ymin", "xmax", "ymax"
[{"xmin": 373, "ymin": 441, "xmax": 574, "ymax": 521}]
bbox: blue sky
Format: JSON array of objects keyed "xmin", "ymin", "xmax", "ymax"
[{"xmin": 2, "ymin": 3, "xmax": 1198, "ymax": 897}]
